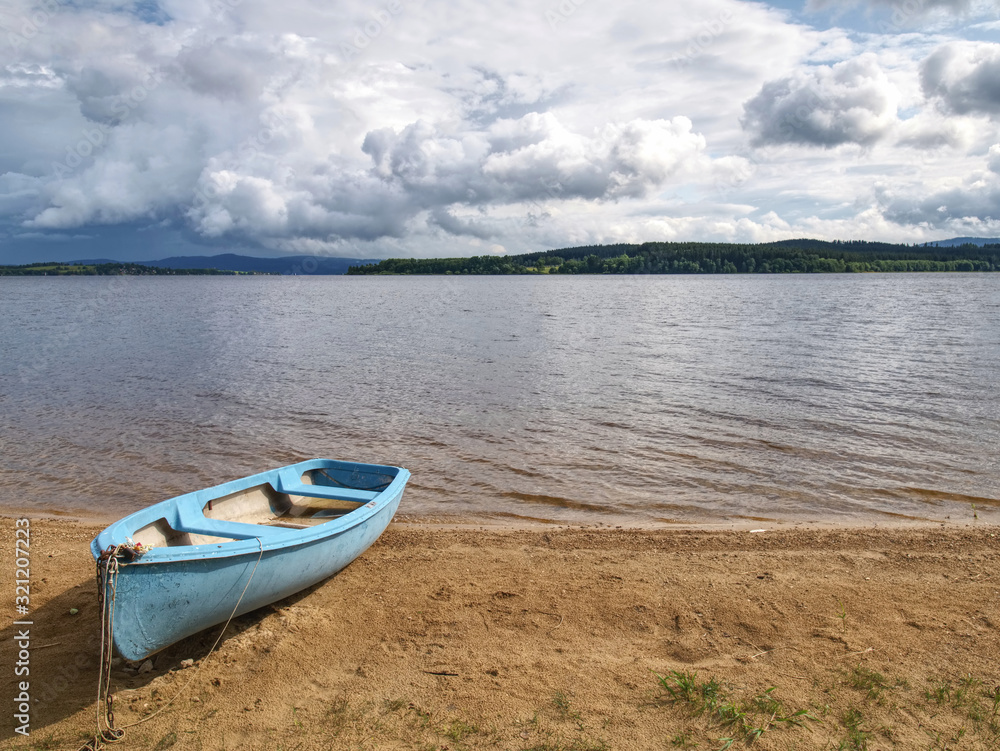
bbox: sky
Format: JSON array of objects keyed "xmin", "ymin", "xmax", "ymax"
[{"xmin": 1, "ymin": 0, "xmax": 999, "ymax": 262}]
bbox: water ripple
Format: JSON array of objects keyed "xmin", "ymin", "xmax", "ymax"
[{"xmin": 1, "ymin": 273, "xmax": 998, "ymax": 524}]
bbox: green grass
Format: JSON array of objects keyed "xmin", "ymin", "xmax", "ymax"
[
  {"xmin": 553, "ymin": 690, "xmax": 574, "ymax": 719},
  {"xmin": 838, "ymin": 707, "xmax": 870, "ymax": 750},
  {"xmin": 926, "ymin": 674, "xmax": 983, "ymax": 709},
  {"xmin": 323, "ymin": 697, "xmax": 351, "ymax": 736},
  {"xmin": 653, "ymin": 670, "xmax": 818, "ymax": 746},
  {"xmin": 444, "ymin": 718, "xmax": 480, "ymax": 742},
  {"xmin": 924, "ymin": 675, "xmax": 1000, "ymax": 736},
  {"xmin": 382, "ymin": 697, "xmax": 408, "ymax": 712},
  {"xmin": 836, "ymin": 598, "xmax": 848, "ymax": 632},
  {"xmin": 50, "ymin": 663, "xmax": 1000, "ymax": 751},
  {"xmin": 654, "ymin": 666, "xmax": 1000, "ymax": 750},
  {"xmin": 847, "ymin": 666, "xmax": 892, "ymax": 703}
]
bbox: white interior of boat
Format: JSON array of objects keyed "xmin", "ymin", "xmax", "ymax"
[{"xmin": 132, "ymin": 470, "xmax": 372, "ymax": 548}]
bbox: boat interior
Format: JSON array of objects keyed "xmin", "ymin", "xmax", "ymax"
[{"xmin": 132, "ymin": 467, "xmax": 395, "ymax": 548}]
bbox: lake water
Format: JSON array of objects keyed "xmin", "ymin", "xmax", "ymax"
[{"xmin": 1, "ymin": 273, "xmax": 998, "ymax": 527}]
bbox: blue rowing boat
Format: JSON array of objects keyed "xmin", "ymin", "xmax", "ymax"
[{"xmin": 90, "ymin": 458, "xmax": 409, "ymax": 662}]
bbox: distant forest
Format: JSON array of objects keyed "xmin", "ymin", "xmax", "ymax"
[
  {"xmin": 0, "ymin": 262, "xmax": 254, "ymax": 276},
  {"xmin": 347, "ymin": 240, "xmax": 1000, "ymax": 276}
]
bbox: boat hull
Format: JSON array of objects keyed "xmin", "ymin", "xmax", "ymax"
[{"xmin": 91, "ymin": 459, "xmax": 408, "ymax": 661}]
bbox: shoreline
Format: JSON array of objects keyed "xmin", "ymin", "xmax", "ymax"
[
  {"xmin": 1, "ymin": 505, "xmax": 992, "ymax": 533},
  {"xmin": 3, "ymin": 518, "xmax": 999, "ymax": 749}
]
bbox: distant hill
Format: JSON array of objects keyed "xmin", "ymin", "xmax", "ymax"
[
  {"xmin": 770, "ymin": 237, "xmax": 1000, "ymax": 250},
  {"xmin": 72, "ymin": 254, "xmax": 383, "ymax": 275},
  {"xmin": 923, "ymin": 237, "xmax": 1000, "ymax": 247},
  {"xmin": 0, "ymin": 261, "xmax": 244, "ymax": 276},
  {"xmin": 348, "ymin": 239, "xmax": 1000, "ymax": 275}
]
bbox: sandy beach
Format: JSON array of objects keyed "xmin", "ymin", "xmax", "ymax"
[{"xmin": 2, "ymin": 518, "xmax": 999, "ymax": 750}]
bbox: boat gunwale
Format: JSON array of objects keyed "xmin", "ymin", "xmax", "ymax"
[{"xmin": 90, "ymin": 459, "xmax": 410, "ymax": 563}]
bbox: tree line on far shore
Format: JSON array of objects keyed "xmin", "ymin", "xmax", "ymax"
[
  {"xmin": 346, "ymin": 240, "xmax": 1000, "ymax": 276},
  {"xmin": 0, "ymin": 262, "xmax": 253, "ymax": 276}
]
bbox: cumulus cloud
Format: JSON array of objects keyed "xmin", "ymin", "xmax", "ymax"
[
  {"xmin": 23, "ymin": 120, "xmax": 212, "ymax": 229},
  {"xmin": 2, "ymin": 0, "xmax": 753, "ymax": 252},
  {"xmin": 880, "ymin": 146, "xmax": 1000, "ymax": 226},
  {"xmin": 989, "ymin": 143, "xmax": 1000, "ymax": 172},
  {"xmin": 184, "ymin": 112, "xmax": 708, "ymax": 243},
  {"xmin": 895, "ymin": 110, "xmax": 976, "ymax": 149},
  {"xmin": 921, "ymin": 41, "xmax": 1000, "ymax": 115},
  {"xmin": 1, "ymin": 0, "xmax": 999, "ymax": 258},
  {"xmin": 415, "ymin": 115, "xmax": 695, "ymax": 204},
  {"xmin": 486, "ymin": 117, "xmax": 706, "ymax": 200},
  {"xmin": 883, "ymin": 186, "xmax": 1000, "ymax": 228},
  {"xmin": 188, "ymin": 164, "xmax": 414, "ymax": 243},
  {"xmin": 172, "ymin": 40, "xmax": 273, "ymax": 102},
  {"xmin": 741, "ymin": 54, "xmax": 899, "ymax": 147},
  {"xmin": 429, "ymin": 207, "xmax": 497, "ymax": 239}
]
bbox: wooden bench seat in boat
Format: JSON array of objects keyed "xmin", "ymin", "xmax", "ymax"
[
  {"xmin": 174, "ymin": 507, "xmax": 296, "ymax": 540},
  {"xmin": 272, "ymin": 469, "xmax": 380, "ymax": 503}
]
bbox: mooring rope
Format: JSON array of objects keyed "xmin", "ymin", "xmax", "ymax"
[
  {"xmin": 81, "ymin": 545, "xmax": 126, "ymax": 751},
  {"xmin": 82, "ymin": 538, "xmax": 265, "ymax": 751}
]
